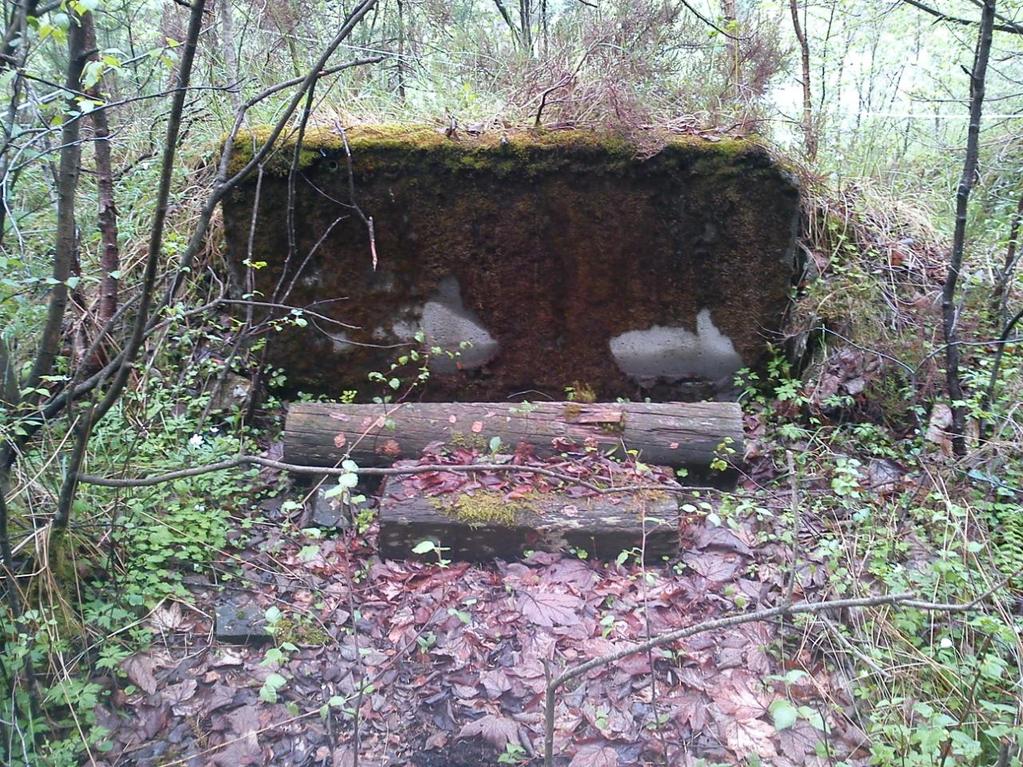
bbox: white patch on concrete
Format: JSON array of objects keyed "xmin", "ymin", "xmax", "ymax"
[
  {"xmin": 420, "ymin": 276, "xmax": 499, "ymax": 374},
  {"xmin": 327, "ymin": 331, "xmax": 353, "ymax": 353},
  {"xmin": 388, "ymin": 319, "xmax": 418, "ymax": 342},
  {"xmin": 609, "ymin": 309, "xmax": 743, "ymax": 384}
]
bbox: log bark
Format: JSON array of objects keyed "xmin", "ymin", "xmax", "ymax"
[
  {"xmin": 378, "ymin": 480, "xmax": 679, "ymax": 562},
  {"xmin": 284, "ymin": 401, "xmax": 744, "ymax": 478}
]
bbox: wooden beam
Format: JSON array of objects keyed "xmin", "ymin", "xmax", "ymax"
[{"xmin": 377, "ymin": 481, "xmax": 679, "ymax": 562}]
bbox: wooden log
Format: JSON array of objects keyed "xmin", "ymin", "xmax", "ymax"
[
  {"xmin": 377, "ymin": 480, "xmax": 679, "ymax": 562},
  {"xmin": 284, "ymin": 401, "xmax": 743, "ymax": 477}
]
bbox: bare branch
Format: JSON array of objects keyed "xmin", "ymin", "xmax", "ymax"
[
  {"xmin": 899, "ymin": 0, "xmax": 1022, "ymax": 34},
  {"xmin": 76, "ymin": 457, "xmax": 720, "ymax": 497}
]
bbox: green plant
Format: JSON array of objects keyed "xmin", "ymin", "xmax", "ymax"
[
  {"xmin": 497, "ymin": 742, "xmax": 528, "ymax": 764},
  {"xmin": 411, "ymin": 538, "xmax": 451, "ymax": 568}
]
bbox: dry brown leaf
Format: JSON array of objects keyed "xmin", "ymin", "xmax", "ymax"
[
  {"xmin": 516, "ymin": 590, "xmax": 582, "ymax": 627},
  {"xmin": 568, "ymin": 744, "xmax": 619, "ymax": 767},
  {"xmin": 122, "ymin": 655, "xmax": 158, "ymax": 695},
  {"xmin": 457, "ymin": 714, "xmax": 520, "ymax": 749},
  {"xmin": 721, "ymin": 717, "xmax": 777, "ymax": 759}
]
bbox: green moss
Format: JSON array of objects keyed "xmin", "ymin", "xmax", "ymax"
[
  {"xmin": 599, "ymin": 413, "xmax": 626, "ymax": 435},
  {"xmin": 222, "ymin": 123, "xmax": 765, "ymax": 180},
  {"xmin": 432, "ymin": 490, "xmax": 536, "ymax": 527},
  {"xmin": 270, "ymin": 614, "xmax": 330, "ymax": 646},
  {"xmin": 567, "ymin": 381, "xmax": 597, "ymax": 403}
]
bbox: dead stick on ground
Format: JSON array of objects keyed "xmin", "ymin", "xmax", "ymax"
[{"xmin": 76, "ymin": 457, "xmax": 722, "ymax": 496}]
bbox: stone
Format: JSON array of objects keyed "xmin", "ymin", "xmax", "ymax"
[
  {"xmin": 305, "ymin": 487, "xmax": 351, "ymax": 531},
  {"xmin": 214, "ymin": 596, "xmax": 271, "ymax": 644},
  {"xmin": 208, "ymin": 373, "xmax": 251, "ymax": 412}
]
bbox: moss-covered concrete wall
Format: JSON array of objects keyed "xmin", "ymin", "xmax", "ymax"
[{"xmin": 221, "ymin": 126, "xmax": 800, "ymax": 401}]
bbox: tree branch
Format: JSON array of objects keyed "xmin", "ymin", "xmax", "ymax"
[
  {"xmin": 899, "ymin": 0, "xmax": 1022, "ymax": 34},
  {"xmin": 75, "ymin": 457, "xmax": 719, "ymax": 497}
]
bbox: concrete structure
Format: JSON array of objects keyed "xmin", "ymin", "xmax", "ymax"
[{"xmin": 221, "ymin": 126, "xmax": 800, "ymax": 401}]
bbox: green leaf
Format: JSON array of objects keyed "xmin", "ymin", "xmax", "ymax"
[
  {"xmin": 412, "ymin": 540, "xmax": 436, "ymax": 555},
  {"xmin": 265, "ymin": 672, "xmax": 287, "ymax": 689},
  {"xmin": 259, "ymin": 684, "xmax": 278, "ymax": 703},
  {"xmin": 770, "ymin": 699, "xmax": 799, "ymax": 731}
]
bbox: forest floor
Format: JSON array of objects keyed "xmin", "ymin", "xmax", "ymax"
[{"xmin": 86, "ymin": 424, "xmax": 910, "ymax": 767}]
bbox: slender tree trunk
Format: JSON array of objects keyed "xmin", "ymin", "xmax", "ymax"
[
  {"xmin": 0, "ymin": 0, "xmax": 36, "ymax": 72},
  {"xmin": 721, "ymin": 0, "xmax": 739, "ymax": 100},
  {"xmin": 25, "ymin": 7, "xmax": 87, "ymax": 394},
  {"xmin": 84, "ymin": 13, "xmax": 120, "ymax": 347},
  {"xmin": 789, "ymin": 0, "xmax": 817, "ymax": 161},
  {"xmin": 943, "ymin": 0, "xmax": 996, "ymax": 458},
  {"xmin": 0, "ymin": 0, "xmax": 83, "ymax": 710},
  {"xmin": 991, "ymin": 188, "xmax": 1023, "ymax": 327},
  {"xmin": 54, "ymin": 0, "xmax": 209, "ymax": 531},
  {"xmin": 0, "ymin": 0, "xmax": 37, "ymax": 246},
  {"xmin": 493, "ymin": 0, "xmax": 520, "ymax": 47},
  {"xmin": 397, "ymin": 0, "xmax": 406, "ymax": 101},
  {"xmin": 540, "ymin": 0, "xmax": 547, "ymax": 57},
  {"xmin": 219, "ymin": 0, "xmax": 242, "ymax": 110},
  {"xmin": 519, "ymin": 0, "xmax": 532, "ymax": 53}
]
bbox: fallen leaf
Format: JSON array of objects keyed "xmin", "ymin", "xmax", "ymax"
[
  {"xmin": 378, "ymin": 438, "xmax": 401, "ymax": 457},
  {"xmin": 721, "ymin": 717, "xmax": 777, "ymax": 759},
  {"xmin": 334, "ymin": 432, "xmax": 347, "ymax": 449},
  {"xmin": 683, "ymin": 550, "xmax": 742, "ymax": 582},
  {"xmin": 150, "ymin": 602, "xmax": 186, "ymax": 633},
  {"xmin": 457, "ymin": 714, "xmax": 520, "ymax": 749},
  {"xmin": 569, "ymin": 744, "xmax": 619, "ymax": 767},
  {"xmin": 712, "ymin": 673, "xmax": 770, "ymax": 720},
  {"xmin": 479, "ymin": 669, "xmax": 512, "ymax": 698},
  {"xmin": 212, "ymin": 705, "xmax": 262, "ymax": 766},
  {"xmin": 516, "ymin": 590, "xmax": 583, "ymax": 627},
  {"xmin": 162, "ymin": 679, "xmax": 197, "ymax": 706},
  {"xmin": 778, "ymin": 720, "xmax": 822, "ymax": 761},
  {"xmin": 123, "ymin": 655, "xmax": 158, "ymax": 695}
]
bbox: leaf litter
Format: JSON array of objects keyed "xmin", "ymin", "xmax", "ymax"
[{"xmin": 93, "ymin": 440, "xmax": 870, "ymax": 766}]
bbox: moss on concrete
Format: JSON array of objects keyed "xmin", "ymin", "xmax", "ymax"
[{"xmin": 224, "ymin": 124, "xmax": 760, "ymax": 179}]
